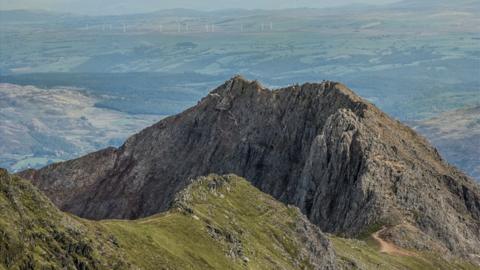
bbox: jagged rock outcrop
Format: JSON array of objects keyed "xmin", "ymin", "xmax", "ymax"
[
  {"xmin": 20, "ymin": 76, "xmax": 480, "ymax": 262},
  {"xmin": 172, "ymin": 174, "xmax": 338, "ymax": 270}
]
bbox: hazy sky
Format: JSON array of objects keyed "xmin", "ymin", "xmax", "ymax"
[{"xmin": 0, "ymin": 0, "xmax": 400, "ymax": 15}]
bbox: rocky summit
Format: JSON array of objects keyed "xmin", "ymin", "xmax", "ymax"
[{"xmin": 20, "ymin": 76, "xmax": 480, "ymax": 263}]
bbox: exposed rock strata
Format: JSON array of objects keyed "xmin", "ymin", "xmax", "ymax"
[{"xmin": 20, "ymin": 76, "xmax": 480, "ymax": 262}]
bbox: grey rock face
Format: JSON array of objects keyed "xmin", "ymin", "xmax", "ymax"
[
  {"xmin": 20, "ymin": 76, "xmax": 480, "ymax": 261},
  {"xmin": 294, "ymin": 210, "xmax": 338, "ymax": 270}
]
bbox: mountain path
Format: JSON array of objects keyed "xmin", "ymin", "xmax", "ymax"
[{"xmin": 372, "ymin": 227, "xmax": 416, "ymax": 257}]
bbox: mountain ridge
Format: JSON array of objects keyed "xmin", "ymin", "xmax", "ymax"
[
  {"xmin": 0, "ymin": 169, "xmax": 340, "ymax": 269},
  {"xmin": 3, "ymin": 168, "xmax": 480, "ymax": 269},
  {"xmin": 20, "ymin": 76, "xmax": 480, "ymax": 263}
]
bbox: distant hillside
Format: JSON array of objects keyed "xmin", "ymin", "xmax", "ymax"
[
  {"xmin": 413, "ymin": 106, "xmax": 480, "ymax": 181},
  {"xmin": 0, "ymin": 10, "xmax": 64, "ymax": 23},
  {"xmin": 0, "ymin": 83, "xmax": 158, "ymax": 172},
  {"xmin": 390, "ymin": 0, "xmax": 480, "ymax": 10}
]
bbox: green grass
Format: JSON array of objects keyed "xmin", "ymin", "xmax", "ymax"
[
  {"xmin": 331, "ymin": 236, "xmax": 478, "ymax": 270},
  {"xmin": 0, "ymin": 171, "xmax": 317, "ymax": 269},
  {"xmin": 357, "ymin": 222, "xmax": 385, "ymax": 240},
  {"xmin": 1, "ymin": 170, "xmax": 479, "ymax": 269},
  {"xmin": 99, "ymin": 175, "xmax": 313, "ymax": 270},
  {"xmin": 0, "ymin": 169, "xmax": 127, "ymax": 270}
]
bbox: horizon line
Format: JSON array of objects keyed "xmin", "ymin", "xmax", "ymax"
[{"xmin": 0, "ymin": 2, "xmax": 395, "ymax": 17}]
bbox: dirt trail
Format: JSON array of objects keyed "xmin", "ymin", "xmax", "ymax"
[{"xmin": 372, "ymin": 227, "xmax": 416, "ymax": 257}]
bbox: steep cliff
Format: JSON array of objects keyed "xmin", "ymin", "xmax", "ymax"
[{"xmin": 20, "ymin": 76, "xmax": 480, "ymax": 262}]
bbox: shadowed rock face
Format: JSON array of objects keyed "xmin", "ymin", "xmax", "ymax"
[{"xmin": 20, "ymin": 76, "xmax": 480, "ymax": 261}]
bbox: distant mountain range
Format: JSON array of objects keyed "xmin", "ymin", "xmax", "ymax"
[
  {"xmin": 19, "ymin": 77, "xmax": 480, "ymax": 265},
  {"xmin": 390, "ymin": 0, "xmax": 480, "ymax": 10},
  {"xmin": 1, "ymin": 0, "xmax": 479, "ymax": 21}
]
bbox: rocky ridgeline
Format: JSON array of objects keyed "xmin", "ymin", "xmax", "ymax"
[
  {"xmin": 20, "ymin": 76, "xmax": 480, "ymax": 262},
  {"xmin": 171, "ymin": 174, "xmax": 337, "ymax": 269}
]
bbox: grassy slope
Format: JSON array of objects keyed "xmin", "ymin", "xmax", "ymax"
[
  {"xmin": 1, "ymin": 172, "xmax": 319, "ymax": 269},
  {"xmin": 1, "ymin": 170, "xmax": 478, "ymax": 269},
  {"xmin": 0, "ymin": 169, "xmax": 128, "ymax": 270},
  {"xmin": 99, "ymin": 174, "xmax": 315, "ymax": 270},
  {"xmin": 331, "ymin": 236, "xmax": 478, "ymax": 270}
]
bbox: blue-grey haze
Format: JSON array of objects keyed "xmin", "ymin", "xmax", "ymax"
[{"xmin": 0, "ymin": 0, "xmax": 400, "ymax": 15}]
